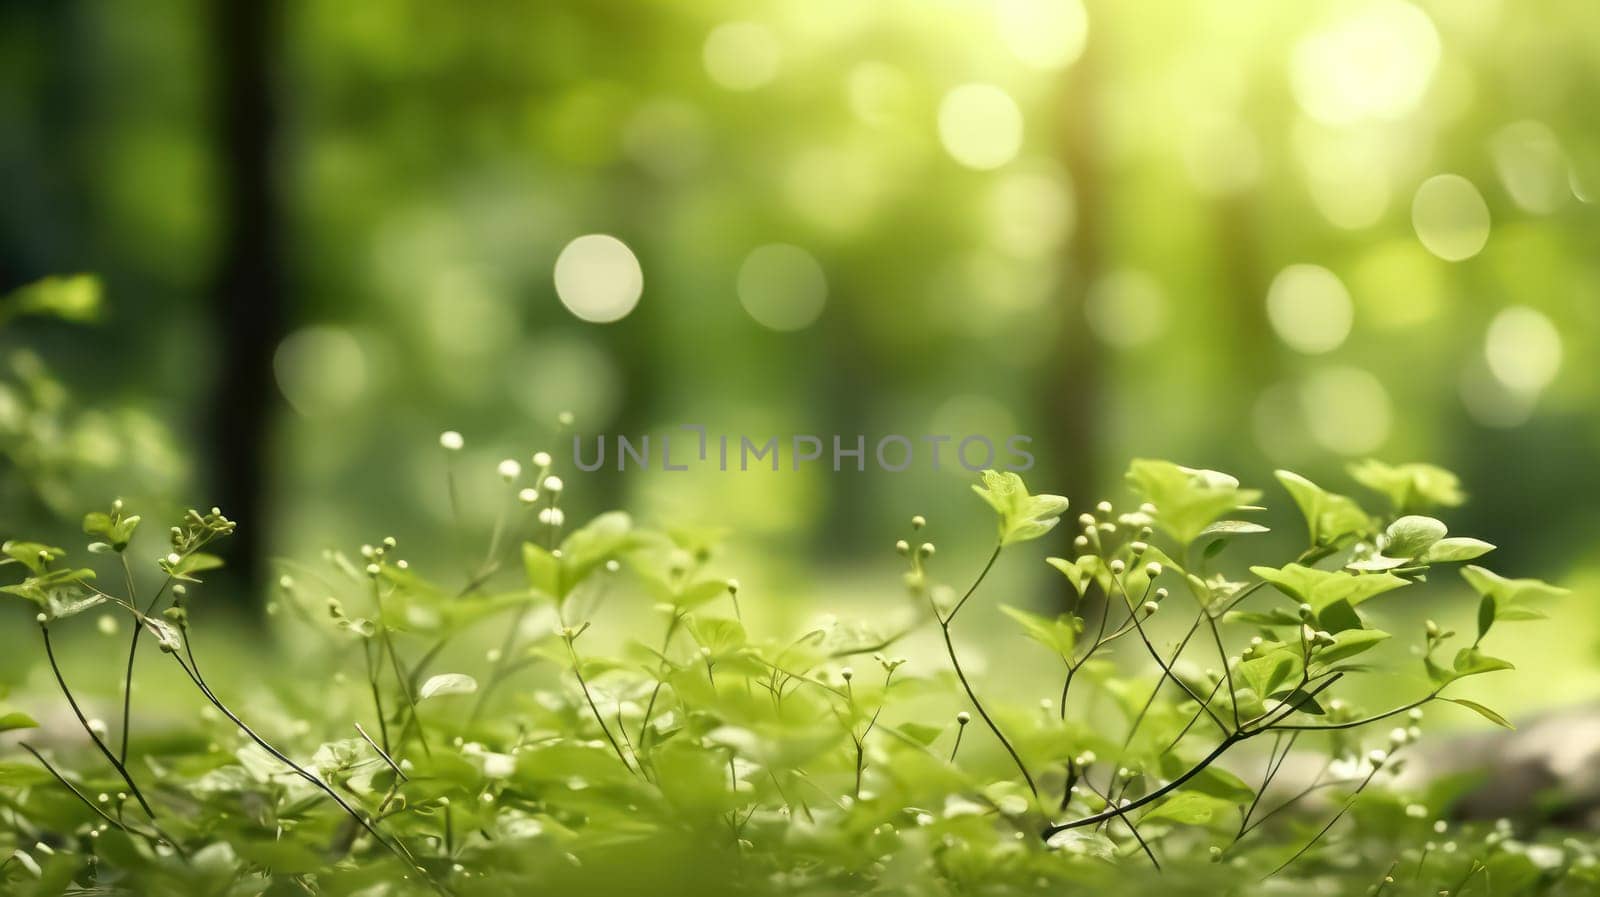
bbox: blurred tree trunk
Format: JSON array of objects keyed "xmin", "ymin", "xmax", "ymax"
[
  {"xmin": 1046, "ymin": 24, "xmax": 1104, "ymax": 535},
  {"xmin": 205, "ymin": 0, "xmax": 284, "ymax": 601}
]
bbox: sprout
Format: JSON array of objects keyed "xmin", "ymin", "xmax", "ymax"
[
  {"xmin": 439, "ymin": 430, "xmax": 464, "ymax": 451},
  {"xmin": 498, "ymin": 459, "xmax": 522, "ymax": 481}
]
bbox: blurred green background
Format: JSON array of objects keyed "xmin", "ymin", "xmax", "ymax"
[{"xmin": 2, "ymin": 0, "xmax": 1598, "ymax": 709}]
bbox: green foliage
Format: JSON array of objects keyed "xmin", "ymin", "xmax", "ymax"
[{"xmin": 0, "ymin": 454, "xmax": 1583, "ymax": 897}]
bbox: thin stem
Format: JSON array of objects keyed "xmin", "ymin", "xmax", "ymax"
[
  {"xmin": 40, "ymin": 626, "xmax": 157, "ymax": 820},
  {"xmin": 1263, "ymin": 761, "xmax": 1383, "ymax": 879},
  {"xmin": 935, "ymin": 545, "xmax": 1038, "ymax": 799},
  {"xmin": 566, "ymin": 637, "xmax": 637, "ymax": 776},
  {"xmin": 19, "ymin": 742, "xmax": 182, "ymax": 858}
]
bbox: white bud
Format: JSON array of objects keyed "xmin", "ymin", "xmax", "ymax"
[
  {"xmin": 956, "ymin": 711, "xmax": 971, "ymax": 725},
  {"xmin": 1129, "ymin": 541, "xmax": 1149, "ymax": 556},
  {"xmin": 166, "ymin": 553, "xmax": 181, "ymax": 566},
  {"xmin": 1368, "ymin": 749, "xmax": 1388, "ymax": 767},
  {"xmin": 1109, "ymin": 559, "xmax": 1125, "ymax": 575},
  {"xmin": 518, "ymin": 488, "xmax": 539, "ymax": 504},
  {"xmin": 532, "ymin": 451, "xmax": 553, "ymax": 468},
  {"xmin": 1095, "ymin": 501, "xmax": 1113, "ymax": 514},
  {"xmin": 840, "ymin": 667, "xmax": 854, "ymax": 682},
  {"xmin": 439, "ymin": 430, "xmax": 464, "ymax": 451},
  {"xmin": 1073, "ymin": 536, "xmax": 1089, "ymax": 549},
  {"xmin": 911, "ymin": 515, "xmax": 926, "ymax": 530},
  {"xmin": 605, "ymin": 559, "xmax": 621, "ymax": 573},
  {"xmin": 543, "ymin": 475, "xmax": 564, "ymax": 493},
  {"xmin": 1077, "ymin": 513, "xmax": 1096, "ymax": 528},
  {"xmin": 1141, "ymin": 601, "xmax": 1159, "ymax": 615},
  {"xmin": 1143, "ymin": 562, "xmax": 1162, "ymax": 578},
  {"xmin": 497, "ymin": 459, "xmax": 522, "ymax": 481}
]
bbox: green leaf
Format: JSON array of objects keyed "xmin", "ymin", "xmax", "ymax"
[
  {"xmin": 972, "ymin": 470, "xmax": 1069, "ymax": 546},
  {"xmin": 1454, "ymin": 647, "xmax": 1514, "ymax": 676},
  {"xmin": 1127, "ymin": 460, "xmax": 1262, "ymax": 546},
  {"xmin": 999, "ymin": 604, "xmax": 1080, "ymax": 659},
  {"xmin": 1250, "ymin": 564, "xmax": 1409, "ymax": 612},
  {"xmin": 1141, "ymin": 791, "xmax": 1235, "ymax": 826},
  {"xmin": 1313, "ymin": 629, "xmax": 1390, "ymax": 664},
  {"xmin": 1238, "ymin": 650, "xmax": 1299, "ymax": 698},
  {"xmin": 1422, "ymin": 537, "xmax": 1495, "ymax": 564},
  {"xmin": 0, "ymin": 711, "xmax": 39, "ymax": 733},
  {"xmin": 418, "ymin": 673, "xmax": 478, "ymax": 700},
  {"xmin": 1349, "ymin": 460, "xmax": 1465, "ymax": 513},
  {"xmin": 1444, "ymin": 697, "xmax": 1514, "ymax": 730},
  {"xmin": 523, "ymin": 543, "xmax": 561, "ymax": 598},
  {"xmin": 162, "ymin": 552, "xmax": 223, "ymax": 582},
  {"xmin": 1460, "ymin": 565, "xmax": 1563, "ymax": 633},
  {"xmin": 1046, "ymin": 556, "xmax": 1095, "ymax": 598},
  {"xmin": 1275, "ymin": 470, "xmax": 1372, "ymax": 548},
  {"xmin": 1382, "ymin": 515, "xmax": 1448, "ymax": 558},
  {"xmin": 1, "ymin": 541, "xmax": 65, "ymax": 576},
  {"xmin": 1476, "ymin": 594, "xmax": 1495, "ymax": 641},
  {"xmin": 1, "ymin": 274, "xmax": 102, "ymax": 324}
]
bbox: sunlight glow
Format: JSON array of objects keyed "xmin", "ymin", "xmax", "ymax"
[
  {"xmin": 703, "ymin": 22, "xmax": 781, "ymax": 91},
  {"xmin": 1266, "ymin": 264, "xmax": 1354, "ymax": 355},
  {"xmin": 554, "ymin": 235, "xmax": 644, "ymax": 323},
  {"xmin": 938, "ymin": 84, "xmax": 1024, "ymax": 171},
  {"xmin": 1290, "ymin": 0, "xmax": 1440, "ymax": 126},
  {"xmin": 737, "ymin": 244, "xmax": 828, "ymax": 331},
  {"xmin": 996, "ymin": 0, "xmax": 1088, "ymax": 71},
  {"xmin": 1411, "ymin": 174, "xmax": 1491, "ymax": 261}
]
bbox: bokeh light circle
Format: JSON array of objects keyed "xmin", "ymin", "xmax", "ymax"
[
  {"xmin": 996, "ymin": 0, "xmax": 1088, "ymax": 71},
  {"xmin": 1265, "ymin": 264, "xmax": 1354, "ymax": 354},
  {"xmin": 1485, "ymin": 306, "xmax": 1562, "ymax": 394},
  {"xmin": 554, "ymin": 234, "xmax": 644, "ymax": 323},
  {"xmin": 938, "ymin": 84, "xmax": 1024, "ymax": 171},
  {"xmin": 737, "ymin": 244, "xmax": 828, "ymax": 331},
  {"xmin": 1301, "ymin": 367, "xmax": 1392, "ymax": 455},
  {"xmin": 1084, "ymin": 270, "xmax": 1167, "ymax": 348},
  {"xmin": 274, "ymin": 326, "xmax": 368, "ymax": 418},
  {"xmin": 703, "ymin": 23, "xmax": 780, "ymax": 91},
  {"xmin": 1290, "ymin": 0, "xmax": 1440, "ymax": 125},
  {"xmin": 1411, "ymin": 175, "xmax": 1491, "ymax": 261}
]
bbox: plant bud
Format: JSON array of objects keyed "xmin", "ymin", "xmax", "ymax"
[
  {"xmin": 1074, "ymin": 536, "xmax": 1089, "ymax": 549},
  {"xmin": 895, "ymin": 539, "xmax": 910, "ymax": 555},
  {"xmin": 1095, "ymin": 501, "xmax": 1113, "ymax": 515},
  {"xmin": 1078, "ymin": 513, "xmax": 1096, "ymax": 528},
  {"xmin": 918, "ymin": 543, "xmax": 935, "ymax": 557},
  {"xmin": 532, "ymin": 451, "xmax": 553, "ymax": 468},
  {"xmin": 911, "ymin": 515, "xmax": 926, "ymax": 530},
  {"xmin": 1129, "ymin": 541, "xmax": 1148, "ymax": 556},
  {"xmin": 543, "ymin": 475, "xmax": 564, "ymax": 493},
  {"xmin": 1144, "ymin": 562, "xmax": 1162, "ymax": 578},
  {"xmin": 840, "ymin": 667, "xmax": 854, "ymax": 682},
  {"xmin": 439, "ymin": 430, "xmax": 464, "ymax": 451},
  {"xmin": 1109, "ymin": 559, "xmax": 1126, "ymax": 575},
  {"xmin": 956, "ymin": 711, "xmax": 971, "ymax": 725}
]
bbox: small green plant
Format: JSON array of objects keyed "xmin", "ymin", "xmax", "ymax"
[{"xmin": 0, "ymin": 444, "xmax": 1587, "ymax": 896}]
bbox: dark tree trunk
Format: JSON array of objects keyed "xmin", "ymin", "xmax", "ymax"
[
  {"xmin": 1046, "ymin": 20, "xmax": 1105, "ymax": 522},
  {"xmin": 206, "ymin": 0, "xmax": 284, "ymax": 601}
]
